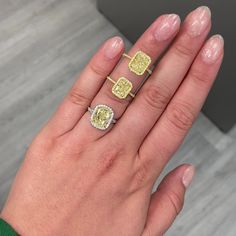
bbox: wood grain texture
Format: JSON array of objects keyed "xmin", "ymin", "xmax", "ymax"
[{"xmin": 0, "ymin": 0, "xmax": 235, "ymax": 235}]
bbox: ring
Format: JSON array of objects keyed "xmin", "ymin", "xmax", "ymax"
[
  {"xmin": 122, "ymin": 50, "xmax": 152, "ymax": 76},
  {"xmin": 107, "ymin": 76, "xmax": 135, "ymax": 99},
  {"xmin": 88, "ymin": 104, "xmax": 116, "ymax": 130}
]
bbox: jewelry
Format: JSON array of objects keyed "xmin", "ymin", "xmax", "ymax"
[
  {"xmin": 123, "ymin": 51, "xmax": 152, "ymax": 76},
  {"xmin": 107, "ymin": 76, "xmax": 135, "ymax": 99},
  {"xmin": 88, "ymin": 104, "xmax": 116, "ymax": 130}
]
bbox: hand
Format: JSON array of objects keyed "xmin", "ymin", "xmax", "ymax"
[{"xmin": 1, "ymin": 6, "xmax": 224, "ymax": 236}]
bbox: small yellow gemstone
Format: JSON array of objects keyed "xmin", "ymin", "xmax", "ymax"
[
  {"xmin": 91, "ymin": 105, "xmax": 114, "ymax": 130},
  {"xmin": 129, "ymin": 51, "xmax": 151, "ymax": 76},
  {"xmin": 112, "ymin": 77, "xmax": 133, "ymax": 99}
]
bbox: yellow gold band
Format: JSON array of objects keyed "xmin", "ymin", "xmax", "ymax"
[{"xmin": 122, "ymin": 53, "xmax": 132, "ymax": 60}]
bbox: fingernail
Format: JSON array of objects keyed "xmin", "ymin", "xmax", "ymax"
[
  {"xmin": 104, "ymin": 36, "xmax": 124, "ymax": 59},
  {"xmin": 182, "ymin": 165, "xmax": 195, "ymax": 188},
  {"xmin": 186, "ymin": 6, "xmax": 211, "ymax": 37},
  {"xmin": 154, "ymin": 14, "xmax": 181, "ymax": 41},
  {"xmin": 201, "ymin": 35, "xmax": 224, "ymax": 64}
]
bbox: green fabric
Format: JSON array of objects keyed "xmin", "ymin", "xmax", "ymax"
[{"xmin": 0, "ymin": 218, "xmax": 19, "ymax": 236}]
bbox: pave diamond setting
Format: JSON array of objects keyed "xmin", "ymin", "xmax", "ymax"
[
  {"xmin": 90, "ymin": 105, "xmax": 114, "ymax": 130},
  {"xmin": 129, "ymin": 51, "xmax": 151, "ymax": 76},
  {"xmin": 112, "ymin": 77, "xmax": 133, "ymax": 99}
]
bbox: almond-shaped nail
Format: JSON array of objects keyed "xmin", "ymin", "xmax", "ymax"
[
  {"xmin": 186, "ymin": 6, "xmax": 211, "ymax": 37},
  {"xmin": 182, "ymin": 165, "xmax": 195, "ymax": 188},
  {"xmin": 202, "ymin": 35, "xmax": 224, "ymax": 64},
  {"xmin": 154, "ymin": 14, "xmax": 181, "ymax": 41},
  {"xmin": 104, "ymin": 36, "xmax": 124, "ymax": 59}
]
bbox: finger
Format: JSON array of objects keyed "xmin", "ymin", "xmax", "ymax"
[
  {"xmin": 140, "ymin": 35, "xmax": 224, "ymax": 176},
  {"xmin": 72, "ymin": 14, "xmax": 181, "ymax": 141},
  {"xmin": 142, "ymin": 165, "xmax": 195, "ymax": 236},
  {"xmin": 115, "ymin": 6, "xmax": 212, "ymax": 150},
  {"xmin": 45, "ymin": 36, "xmax": 124, "ymax": 136}
]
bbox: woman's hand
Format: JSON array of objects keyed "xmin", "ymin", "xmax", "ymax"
[{"xmin": 1, "ymin": 6, "xmax": 224, "ymax": 236}]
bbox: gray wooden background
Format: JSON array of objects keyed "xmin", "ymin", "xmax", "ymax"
[{"xmin": 0, "ymin": 0, "xmax": 235, "ymax": 235}]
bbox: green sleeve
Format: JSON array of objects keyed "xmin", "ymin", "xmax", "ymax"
[{"xmin": 0, "ymin": 218, "xmax": 19, "ymax": 236}]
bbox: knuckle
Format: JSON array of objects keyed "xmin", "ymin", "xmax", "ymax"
[
  {"xmin": 142, "ymin": 228, "xmax": 152, "ymax": 236},
  {"xmin": 68, "ymin": 87, "xmax": 90, "ymax": 107},
  {"xmin": 138, "ymin": 42, "xmax": 154, "ymax": 57},
  {"xmin": 174, "ymin": 43, "xmax": 193, "ymax": 59},
  {"xmin": 131, "ymin": 158, "xmax": 153, "ymax": 192},
  {"xmin": 89, "ymin": 62, "xmax": 108, "ymax": 77},
  {"xmin": 166, "ymin": 190, "xmax": 184, "ymax": 215},
  {"xmin": 190, "ymin": 68, "xmax": 210, "ymax": 85},
  {"xmin": 166, "ymin": 101, "xmax": 195, "ymax": 133},
  {"xmin": 97, "ymin": 142, "xmax": 124, "ymax": 174},
  {"xmin": 134, "ymin": 163, "xmax": 149, "ymax": 187},
  {"xmin": 143, "ymin": 84, "xmax": 171, "ymax": 110}
]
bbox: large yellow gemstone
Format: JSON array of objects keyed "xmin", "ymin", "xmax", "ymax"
[
  {"xmin": 90, "ymin": 105, "xmax": 114, "ymax": 130},
  {"xmin": 112, "ymin": 77, "xmax": 133, "ymax": 99},
  {"xmin": 129, "ymin": 51, "xmax": 151, "ymax": 76}
]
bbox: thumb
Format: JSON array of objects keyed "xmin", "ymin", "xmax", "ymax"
[{"xmin": 142, "ymin": 164, "xmax": 195, "ymax": 236}]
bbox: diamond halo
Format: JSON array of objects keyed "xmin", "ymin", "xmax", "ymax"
[{"xmin": 89, "ymin": 104, "xmax": 115, "ymax": 130}]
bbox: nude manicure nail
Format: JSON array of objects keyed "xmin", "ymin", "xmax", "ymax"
[
  {"xmin": 186, "ymin": 6, "xmax": 211, "ymax": 37},
  {"xmin": 202, "ymin": 35, "xmax": 224, "ymax": 64},
  {"xmin": 182, "ymin": 165, "xmax": 195, "ymax": 188},
  {"xmin": 154, "ymin": 14, "xmax": 181, "ymax": 41},
  {"xmin": 104, "ymin": 36, "xmax": 124, "ymax": 59}
]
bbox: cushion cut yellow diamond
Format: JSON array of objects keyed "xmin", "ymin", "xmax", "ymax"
[
  {"xmin": 112, "ymin": 77, "xmax": 133, "ymax": 99},
  {"xmin": 90, "ymin": 105, "xmax": 114, "ymax": 130},
  {"xmin": 129, "ymin": 51, "xmax": 151, "ymax": 76}
]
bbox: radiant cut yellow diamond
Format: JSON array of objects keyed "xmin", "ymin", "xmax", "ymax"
[
  {"xmin": 112, "ymin": 77, "xmax": 133, "ymax": 99},
  {"xmin": 129, "ymin": 51, "xmax": 151, "ymax": 76},
  {"xmin": 90, "ymin": 105, "xmax": 114, "ymax": 130}
]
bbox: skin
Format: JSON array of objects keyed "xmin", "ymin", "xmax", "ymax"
[{"xmin": 0, "ymin": 6, "xmax": 224, "ymax": 236}]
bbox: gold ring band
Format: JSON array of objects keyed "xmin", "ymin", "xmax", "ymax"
[
  {"xmin": 122, "ymin": 51, "xmax": 152, "ymax": 75},
  {"xmin": 107, "ymin": 76, "xmax": 135, "ymax": 99},
  {"xmin": 122, "ymin": 53, "xmax": 132, "ymax": 60}
]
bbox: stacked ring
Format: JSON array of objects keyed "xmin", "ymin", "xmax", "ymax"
[
  {"xmin": 88, "ymin": 105, "xmax": 116, "ymax": 131},
  {"xmin": 88, "ymin": 50, "xmax": 153, "ymax": 130},
  {"xmin": 122, "ymin": 50, "xmax": 152, "ymax": 76},
  {"xmin": 107, "ymin": 76, "xmax": 135, "ymax": 99}
]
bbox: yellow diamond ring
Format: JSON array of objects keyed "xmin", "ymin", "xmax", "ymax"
[
  {"xmin": 123, "ymin": 51, "xmax": 152, "ymax": 76},
  {"xmin": 107, "ymin": 76, "xmax": 135, "ymax": 99},
  {"xmin": 88, "ymin": 104, "xmax": 116, "ymax": 130}
]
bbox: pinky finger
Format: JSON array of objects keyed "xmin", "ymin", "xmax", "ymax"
[{"xmin": 142, "ymin": 165, "xmax": 195, "ymax": 236}]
